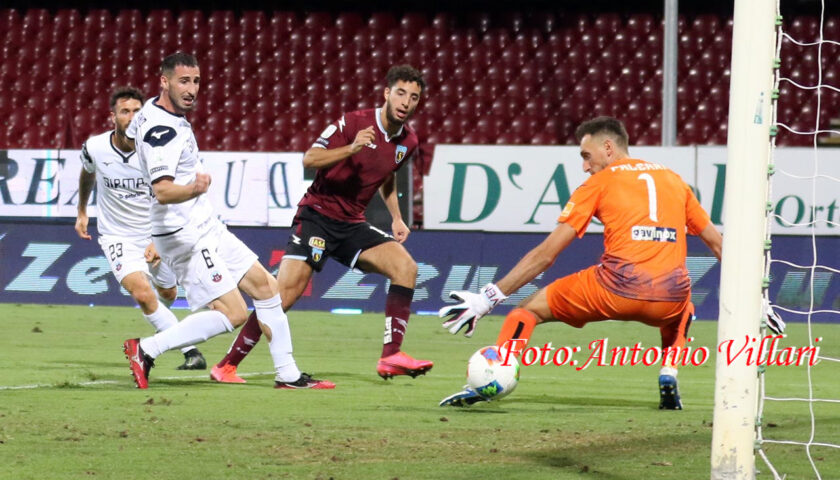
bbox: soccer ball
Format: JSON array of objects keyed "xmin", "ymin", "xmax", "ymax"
[{"xmin": 466, "ymin": 345, "xmax": 520, "ymax": 400}]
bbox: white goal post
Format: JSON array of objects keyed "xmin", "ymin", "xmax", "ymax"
[{"xmin": 710, "ymin": 0, "xmax": 778, "ymax": 478}]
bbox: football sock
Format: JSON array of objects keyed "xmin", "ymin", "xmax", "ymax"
[
  {"xmin": 218, "ymin": 310, "xmax": 263, "ymax": 367},
  {"xmin": 660, "ymin": 366, "xmax": 678, "ymax": 377},
  {"xmin": 253, "ymin": 295, "xmax": 301, "ymax": 383},
  {"xmin": 496, "ymin": 308, "xmax": 539, "ymax": 355},
  {"xmin": 143, "ymin": 304, "xmax": 177, "ymax": 333},
  {"xmin": 139, "ymin": 310, "xmax": 234, "ymax": 359},
  {"xmin": 382, "ymin": 285, "xmax": 414, "ymax": 357},
  {"xmin": 143, "ymin": 305, "xmax": 195, "ymax": 355}
]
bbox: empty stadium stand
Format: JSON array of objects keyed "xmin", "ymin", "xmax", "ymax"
[{"xmin": 1, "ymin": 7, "xmax": 838, "ymax": 223}]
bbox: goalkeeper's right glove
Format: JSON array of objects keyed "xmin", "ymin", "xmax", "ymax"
[
  {"xmin": 763, "ymin": 298, "xmax": 786, "ymax": 335},
  {"xmin": 439, "ymin": 283, "xmax": 507, "ymax": 337}
]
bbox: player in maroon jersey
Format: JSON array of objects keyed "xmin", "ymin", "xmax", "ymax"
[{"xmin": 210, "ymin": 65, "xmax": 433, "ymax": 383}]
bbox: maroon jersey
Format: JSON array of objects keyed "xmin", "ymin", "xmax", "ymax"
[{"xmin": 298, "ymin": 108, "xmax": 418, "ymax": 223}]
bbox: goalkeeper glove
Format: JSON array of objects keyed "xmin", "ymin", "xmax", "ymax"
[
  {"xmin": 439, "ymin": 283, "xmax": 508, "ymax": 337},
  {"xmin": 763, "ymin": 298, "xmax": 786, "ymax": 335}
]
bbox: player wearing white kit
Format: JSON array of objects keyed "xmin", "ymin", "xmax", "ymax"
[
  {"xmin": 75, "ymin": 86, "xmax": 205, "ymax": 370},
  {"xmin": 122, "ymin": 52, "xmax": 333, "ymax": 390}
]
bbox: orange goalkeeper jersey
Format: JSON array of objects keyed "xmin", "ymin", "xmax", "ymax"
[{"xmin": 558, "ymin": 158, "xmax": 711, "ymax": 301}]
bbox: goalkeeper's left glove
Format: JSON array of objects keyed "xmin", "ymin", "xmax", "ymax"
[
  {"xmin": 439, "ymin": 283, "xmax": 508, "ymax": 337},
  {"xmin": 763, "ymin": 298, "xmax": 786, "ymax": 335}
]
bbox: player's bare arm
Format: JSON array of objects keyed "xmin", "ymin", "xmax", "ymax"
[
  {"xmin": 379, "ymin": 173, "xmax": 410, "ymax": 243},
  {"xmin": 495, "ymin": 223, "xmax": 577, "ymax": 296},
  {"xmin": 699, "ymin": 223, "xmax": 723, "ymax": 261},
  {"xmin": 302, "ymin": 126, "xmax": 376, "ymax": 169},
  {"xmin": 75, "ymin": 169, "xmax": 96, "ymax": 240},
  {"xmin": 151, "ymin": 173, "xmax": 211, "ymax": 204}
]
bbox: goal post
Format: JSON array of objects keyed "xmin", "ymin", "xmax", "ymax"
[{"xmin": 710, "ymin": 0, "xmax": 778, "ymax": 478}]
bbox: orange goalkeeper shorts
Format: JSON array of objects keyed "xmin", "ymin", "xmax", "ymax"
[{"xmin": 545, "ymin": 265, "xmax": 692, "ymax": 334}]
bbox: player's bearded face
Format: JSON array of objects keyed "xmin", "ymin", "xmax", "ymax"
[
  {"xmin": 111, "ymin": 98, "xmax": 142, "ymax": 137},
  {"xmin": 384, "ymin": 80, "xmax": 422, "ymax": 126},
  {"xmin": 164, "ymin": 65, "xmax": 200, "ymax": 114}
]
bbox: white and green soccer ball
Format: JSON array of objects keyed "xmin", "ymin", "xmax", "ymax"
[{"xmin": 466, "ymin": 345, "xmax": 520, "ymax": 400}]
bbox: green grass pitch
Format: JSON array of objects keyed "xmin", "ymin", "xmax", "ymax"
[{"xmin": 0, "ymin": 303, "xmax": 837, "ymax": 479}]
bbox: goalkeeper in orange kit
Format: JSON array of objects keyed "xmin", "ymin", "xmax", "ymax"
[{"xmin": 439, "ymin": 116, "xmax": 725, "ymax": 409}]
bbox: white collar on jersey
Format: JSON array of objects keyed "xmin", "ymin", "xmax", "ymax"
[{"xmin": 375, "ymin": 107, "xmax": 404, "ymax": 142}]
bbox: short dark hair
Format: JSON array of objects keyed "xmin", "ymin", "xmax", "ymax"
[
  {"xmin": 160, "ymin": 52, "xmax": 199, "ymax": 76},
  {"xmin": 385, "ymin": 64, "xmax": 426, "ymax": 92},
  {"xmin": 110, "ymin": 86, "xmax": 144, "ymax": 110},
  {"xmin": 575, "ymin": 116, "xmax": 629, "ymax": 149}
]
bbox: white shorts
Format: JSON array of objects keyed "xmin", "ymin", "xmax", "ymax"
[
  {"xmin": 153, "ymin": 219, "xmax": 258, "ymax": 311},
  {"xmin": 98, "ymin": 235, "xmax": 177, "ymax": 289}
]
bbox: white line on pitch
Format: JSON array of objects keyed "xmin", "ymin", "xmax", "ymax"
[{"xmin": 0, "ymin": 371, "xmax": 276, "ymax": 391}]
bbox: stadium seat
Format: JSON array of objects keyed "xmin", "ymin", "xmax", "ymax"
[
  {"xmin": 303, "ymin": 12, "xmax": 332, "ymax": 33},
  {"xmin": 208, "ymin": 10, "xmax": 235, "ymax": 37},
  {"xmin": 115, "ymin": 9, "xmax": 143, "ymax": 31}
]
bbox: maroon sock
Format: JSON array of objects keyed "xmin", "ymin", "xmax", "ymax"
[
  {"xmin": 382, "ymin": 285, "xmax": 414, "ymax": 357},
  {"xmin": 218, "ymin": 310, "xmax": 263, "ymax": 367}
]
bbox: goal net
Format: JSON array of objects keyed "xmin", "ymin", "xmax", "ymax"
[
  {"xmin": 712, "ymin": 1, "xmax": 840, "ymax": 478},
  {"xmin": 755, "ymin": 2, "xmax": 840, "ymax": 479}
]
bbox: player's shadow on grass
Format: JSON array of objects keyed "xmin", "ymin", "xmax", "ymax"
[{"xmin": 520, "ymin": 450, "xmax": 630, "ymax": 479}]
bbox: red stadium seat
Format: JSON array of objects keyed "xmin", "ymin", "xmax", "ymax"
[
  {"xmin": 593, "ymin": 13, "xmax": 622, "ymax": 35},
  {"xmin": 303, "ymin": 12, "xmax": 332, "ymax": 33},
  {"xmin": 400, "ymin": 13, "xmax": 428, "ymax": 36},
  {"xmin": 146, "ymin": 9, "xmax": 174, "ymax": 37},
  {"xmin": 208, "ymin": 10, "xmax": 235, "ymax": 36},
  {"xmin": 177, "ymin": 10, "xmax": 205, "ymax": 32},
  {"xmin": 430, "ymin": 13, "xmax": 452, "ymax": 32},
  {"xmin": 270, "ymin": 12, "xmax": 300, "ymax": 34},
  {"xmin": 530, "ymin": 131, "xmax": 556, "ymax": 145},
  {"xmin": 21, "ymin": 8, "xmax": 49, "ymax": 36},
  {"xmin": 240, "ymin": 10, "xmax": 267, "ymax": 36},
  {"xmin": 115, "ymin": 9, "xmax": 143, "ymax": 32},
  {"xmin": 334, "ymin": 12, "xmax": 363, "ymax": 37}
]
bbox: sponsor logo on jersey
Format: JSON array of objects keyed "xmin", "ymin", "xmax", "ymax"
[
  {"xmin": 212, "ymin": 272, "xmax": 223, "ymax": 283},
  {"xmin": 308, "ymin": 237, "xmax": 326, "ymax": 249},
  {"xmin": 150, "ymin": 166, "xmax": 168, "ymax": 175},
  {"xmin": 143, "ymin": 126, "xmax": 177, "ymax": 147},
  {"xmin": 560, "ymin": 202, "xmax": 575, "ymax": 217},
  {"xmin": 631, "ymin": 226, "xmax": 677, "ymax": 242},
  {"xmin": 395, "ymin": 145, "xmax": 408, "ymax": 164},
  {"xmin": 104, "ymin": 177, "xmax": 147, "ymax": 190},
  {"xmin": 115, "ymin": 262, "xmax": 122, "ymax": 271}
]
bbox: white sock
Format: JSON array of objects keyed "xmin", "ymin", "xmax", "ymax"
[
  {"xmin": 140, "ymin": 310, "xmax": 233, "ymax": 359},
  {"xmin": 660, "ymin": 366, "xmax": 678, "ymax": 377},
  {"xmin": 254, "ymin": 295, "xmax": 301, "ymax": 382},
  {"xmin": 143, "ymin": 304, "xmax": 178, "ymax": 332},
  {"xmin": 143, "ymin": 305, "xmax": 198, "ymax": 355}
]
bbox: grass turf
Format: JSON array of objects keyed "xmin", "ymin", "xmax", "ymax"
[{"xmin": 0, "ymin": 303, "xmax": 837, "ymax": 479}]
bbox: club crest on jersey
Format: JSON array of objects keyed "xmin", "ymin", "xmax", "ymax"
[
  {"xmin": 115, "ymin": 262, "xmax": 122, "ymax": 271},
  {"xmin": 395, "ymin": 145, "xmax": 408, "ymax": 164},
  {"xmin": 212, "ymin": 272, "xmax": 223, "ymax": 283}
]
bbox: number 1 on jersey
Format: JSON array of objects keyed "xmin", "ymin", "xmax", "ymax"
[{"xmin": 638, "ymin": 173, "xmax": 658, "ymax": 222}]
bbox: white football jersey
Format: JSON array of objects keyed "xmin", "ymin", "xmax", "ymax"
[
  {"xmin": 80, "ymin": 131, "xmax": 152, "ymax": 238},
  {"xmin": 127, "ymin": 97, "xmax": 214, "ymax": 235}
]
